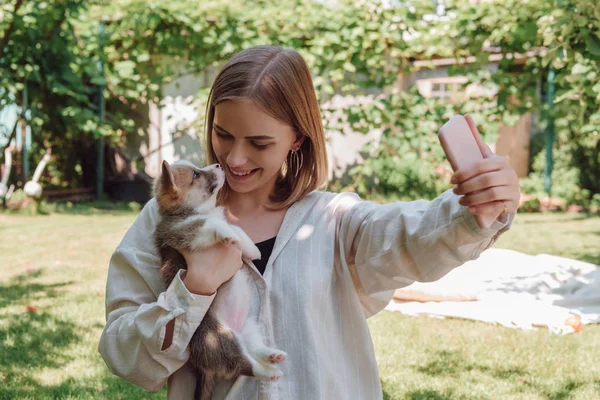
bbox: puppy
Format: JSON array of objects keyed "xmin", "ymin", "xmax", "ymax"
[{"xmin": 153, "ymin": 160, "xmax": 287, "ymax": 400}]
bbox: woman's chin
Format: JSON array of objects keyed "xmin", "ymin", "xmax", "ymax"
[
  {"xmin": 226, "ymin": 176, "xmax": 261, "ymax": 193},
  {"xmin": 227, "ymin": 182, "xmax": 257, "ymax": 193},
  {"xmin": 226, "ymin": 171, "xmax": 279, "ymax": 195}
]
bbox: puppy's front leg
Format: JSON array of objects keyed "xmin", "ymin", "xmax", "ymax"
[
  {"xmin": 230, "ymin": 225, "xmax": 261, "ymax": 261},
  {"xmin": 193, "ymin": 218, "xmax": 241, "ymax": 249}
]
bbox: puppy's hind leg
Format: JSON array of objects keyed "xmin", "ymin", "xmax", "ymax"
[
  {"xmin": 239, "ymin": 319, "xmax": 287, "ymax": 366},
  {"xmin": 244, "ymin": 354, "xmax": 283, "ymax": 382}
]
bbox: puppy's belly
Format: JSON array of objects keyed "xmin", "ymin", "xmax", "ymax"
[{"xmin": 212, "ymin": 267, "xmax": 255, "ymax": 334}]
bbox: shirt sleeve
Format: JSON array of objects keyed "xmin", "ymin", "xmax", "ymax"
[
  {"xmin": 333, "ymin": 189, "xmax": 514, "ymax": 317},
  {"xmin": 98, "ymin": 199, "xmax": 215, "ymax": 391}
]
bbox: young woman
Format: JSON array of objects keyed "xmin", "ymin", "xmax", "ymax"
[{"xmin": 99, "ymin": 46, "xmax": 520, "ymax": 399}]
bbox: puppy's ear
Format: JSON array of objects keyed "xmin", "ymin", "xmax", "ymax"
[{"xmin": 160, "ymin": 160, "xmax": 177, "ymax": 193}]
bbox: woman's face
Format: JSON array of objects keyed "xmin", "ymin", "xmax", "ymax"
[{"xmin": 212, "ymin": 100, "xmax": 300, "ymax": 196}]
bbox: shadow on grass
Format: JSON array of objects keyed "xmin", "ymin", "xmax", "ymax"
[
  {"xmin": 47, "ymin": 201, "xmax": 144, "ymax": 216},
  {"xmin": 0, "ymin": 267, "xmax": 164, "ymax": 400},
  {"xmin": 416, "ymin": 350, "xmax": 528, "ymax": 379},
  {"xmin": 2, "ymin": 200, "xmax": 143, "ymax": 217},
  {"xmin": 0, "ymin": 269, "xmax": 74, "ymax": 309},
  {"xmin": 0, "ymin": 311, "xmax": 79, "ymax": 375},
  {"xmin": 542, "ymin": 381, "xmax": 586, "ymax": 400},
  {"xmin": 0, "ymin": 371, "xmax": 165, "ymax": 400},
  {"xmin": 0, "ymin": 269, "xmax": 79, "ymax": 384},
  {"xmin": 409, "ymin": 350, "xmax": 595, "ymax": 399},
  {"xmin": 580, "ymin": 254, "xmax": 600, "ymax": 266},
  {"xmin": 383, "ymin": 388, "xmax": 488, "ymax": 400}
]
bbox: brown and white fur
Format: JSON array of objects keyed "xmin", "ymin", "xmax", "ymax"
[{"xmin": 153, "ymin": 160, "xmax": 287, "ymax": 400}]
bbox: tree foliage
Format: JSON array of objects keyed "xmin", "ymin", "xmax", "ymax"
[{"xmin": 0, "ymin": 0, "xmax": 598, "ymax": 202}]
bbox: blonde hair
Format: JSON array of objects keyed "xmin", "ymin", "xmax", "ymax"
[{"xmin": 205, "ymin": 46, "xmax": 329, "ymax": 210}]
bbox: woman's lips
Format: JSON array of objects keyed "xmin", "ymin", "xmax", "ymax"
[{"xmin": 227, "ymin": 166, "xmax": 259, "ymax": 182}]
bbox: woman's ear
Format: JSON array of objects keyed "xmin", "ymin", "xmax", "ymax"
[{"xmin": 292, "ymin": 134, "xmax": 306, "ymax": 151}]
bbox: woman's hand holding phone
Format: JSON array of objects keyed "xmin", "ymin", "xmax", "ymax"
[{"xmin": 439, "ymin": 114, "xmax": 520, "ymax": 227}]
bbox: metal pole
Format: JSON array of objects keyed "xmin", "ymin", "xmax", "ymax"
[
  {"xmin": 23, "ymin": 83, "xmax": 30, "ymax": 182},
  {"xmin": 544, "ymin": 67, "xmax": 555, "ymax": 196},
  {"xmin": 96, "ymin": 22, "xmax": 105, "ymax": 201}
]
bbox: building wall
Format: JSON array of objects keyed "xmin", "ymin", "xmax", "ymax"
[
  {"xmin": 495, "ymin": 113, "xmax": 532, "ymax": 178},
  {"xmin": 141, "ymin": 66, "xmax": 216, "ymax": 177}
]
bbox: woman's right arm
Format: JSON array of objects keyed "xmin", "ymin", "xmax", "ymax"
[{"xmin": 98, "ymin": 200, "xmax": 238, "ymax": 391}]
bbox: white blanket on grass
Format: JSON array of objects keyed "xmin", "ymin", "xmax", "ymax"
[{"xmin": 385, "ymin": 248, "xmax": 600, "ymax": 335}]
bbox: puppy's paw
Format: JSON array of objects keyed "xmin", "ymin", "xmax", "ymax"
[
  {"xmin": 213, "ymin": 223, "xmax": 239, "ymax": 246},
  {"xmin": 219, "ymin": 236, "xmax": 239, "ymax": 246},
  {"xmin": 253, "ymin": 365, "xmax": 282, "ymax": 382},
  {"xmin": 230, "ymin": 225, "xmax": 262, "ymax": 260},
  {"xmin": 244, "ymin": 244, "xmax": 261, "ymax": 261},
  {"xmin": 254, "ymin": 347, "xmax": 287, "ymax": 365},
  {"xmin": 268, "ymin": 350, "xmax": 287, "ymax": 364},
  {"xmin": 268, "ymin": 372, "xmax": 282, "ymax": 382}
]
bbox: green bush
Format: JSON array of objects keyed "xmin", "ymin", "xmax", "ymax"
[
  {"xmin": 519, "ymin": 136, "xmax": 580, "ymax": 200},
  {"xmin": 520, "ymin": 198, "xmax": 542, "ymax": 213}
]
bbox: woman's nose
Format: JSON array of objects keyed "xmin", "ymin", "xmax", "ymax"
[{"xmin": 226, "ymin": 145, "xmax": 248, "ymax": 167}]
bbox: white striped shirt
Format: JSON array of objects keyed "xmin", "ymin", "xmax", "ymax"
[{"xmin": 98, "ymin": 190, "xmax": 512, "ymax": 399}]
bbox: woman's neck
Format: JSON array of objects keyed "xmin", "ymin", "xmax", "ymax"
[
  {"xmin": 222, "ymin": 174, "xmax": 279, "ymax": 217},
  {"xmin": 222, "ymin": 189, "xmax": 289, "ymax": 243},
  {"xmin": 225, "ymin": 193, "xmax": 268, "ymax": 216}
]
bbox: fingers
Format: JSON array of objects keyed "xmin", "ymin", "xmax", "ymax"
[
  {"xmin": 220, "ymin": 243, "xmax": 244, "ymax": 268},
  {"xmin": 451, "ymin": 154, "xmax": 510, "ymax": 184},
  {"xmin": 464, "ymin": 114, "xmax": 492, "ymax": 158},
  {"xmin": 452, "ymin": 115, "xmax": 520, "ymax": 219},
  {"xmin": 458, "ymin": 185, "xmax": 516, "ymax": 208},
  {"xmin": 231, "ymin": 246, "xmax": 244, "ymax": 269},
  {"xmin": 183, "ymin": 242, "xmax": 243, "ymax": 268},
  {"xmin": 453, "ymin": 170, "xmax": 514, "ymax": 195}
]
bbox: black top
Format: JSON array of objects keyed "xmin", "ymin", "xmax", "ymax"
[{"xmin": 252, "ymin": 236, "xmax": 276, "ymax": 275}]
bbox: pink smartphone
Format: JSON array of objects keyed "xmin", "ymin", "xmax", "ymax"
[{"xmin": 438, "ymin": 115, "xmax": 496, "ymax": 229}]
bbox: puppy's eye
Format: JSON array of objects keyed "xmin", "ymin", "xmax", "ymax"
[{"xmin": 193, "ymin": 171, "xmax": 201, "ymax": 179}]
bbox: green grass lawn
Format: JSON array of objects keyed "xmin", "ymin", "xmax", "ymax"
[{"xmin": 1, "ymin": 208, "xmax": 599, "ymax": 399}]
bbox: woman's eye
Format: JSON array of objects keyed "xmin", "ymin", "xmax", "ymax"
[
  {"xmin": 252, "ymin": 142, "xmax": 270, "ymax": 150},
  {"xmin": 215, "ymin": 130, "xmax": 231, "ymax": 139}
]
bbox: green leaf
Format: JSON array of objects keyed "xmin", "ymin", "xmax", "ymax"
[
  {"xmin": 91, "ymin": 76, "xmax": 107, "ymax": 86},
  {"xmin": 137, "ymin": 53, "xmax": 150, "ymax": 62},
  {"xmin": 582, "ymin": 28, "xmax": 600, "ymax": 59},
  {"xmin": 343, "ymin": 62, "xmax": 356, "ymax": 73},
  {"xmin": 571, "ymin": 63, "xmax": 591, "ymax": 75},
  {"xmin": 114, "ymin": 61, "xmax": 136, "ymax": 78}
]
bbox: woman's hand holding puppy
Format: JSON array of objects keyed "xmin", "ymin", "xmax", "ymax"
[{"xmin": 181, "ymin": 244, "xmax": 243, "ymax": 296}]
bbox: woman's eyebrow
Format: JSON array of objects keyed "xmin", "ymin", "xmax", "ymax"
[
  {"xmin": 213, "ymin": 124, "xmax": 232, "ymax": 135},
  {"xmin": 214, "ymin": 124, "xmax": 275, "ymax": 140},
  {"xmin": 246, "ymin": 134, "xmax": 275, "ymax": 140}
]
